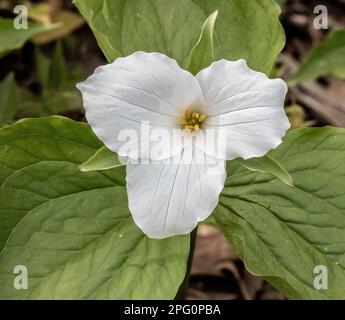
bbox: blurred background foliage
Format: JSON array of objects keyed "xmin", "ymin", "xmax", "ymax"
[
  {"xmin": 0, "ymin": 0, "xmax": 344, "ymax": 299},
  {"xmin": 0, "ymin": 0, "xmax": 93, "ymax": 126}
]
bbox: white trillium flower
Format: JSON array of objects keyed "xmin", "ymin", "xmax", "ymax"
[{"xmin": 77, "ymin": 51, "xmax": 289, "ymax": 239}]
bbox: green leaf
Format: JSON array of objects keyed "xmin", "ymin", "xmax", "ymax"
[
  {"xmin": 48, "ymin": 41, "xmax": 67, "ymax": 89},
  {"xmin": 235, "ymin": 155, "xmax": 294, "ymax": 187},
  {"xmin": 187, "ymin": 10, "xmax": 218, "ymax": 75},
  {"xmin": 290, "ymin": 30, "xmax": 345, "ymax": 84},
  {"xmin": 216, "ymin": 127, "xmax": 345, "ymax": 299},
  {"xmin": 73, "ymin": 0, "xmax": 284, "ymax": 74},
  {"xmin": 0, "ymin": 116, "xmax": 190, "ymax": 299},
  {"xmin": 0, "ymin": 73, "xmax": 21, "ymax": 124},
  {"xmin": 35, "ymin": 48, "xmax": 51, "ymax": 89},
  {"xmin": 191, "ymin": 0, "xmax": 285, "ymax": 74},
  {"xmin": 0, "ymin": 17, "xmax": 56, "ymax": 58},
  {"xmin": 73, "ymin": 0, "xmax": 206, "ymax": 64},
  {"xmin": 80, "ymin": 146, "xmax": 124, "ymax": 171}
]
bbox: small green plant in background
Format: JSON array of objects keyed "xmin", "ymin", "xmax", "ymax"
[
  {"xmin": 0, "ymin": 41, "xmax": 85, "ymax": 125},
  {"xmin": 0, "ymin": 1, "xmax": 86, "ymax": 125}
]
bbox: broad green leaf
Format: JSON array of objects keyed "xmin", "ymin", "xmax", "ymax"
[
  {"xmin": 290, "ymin": 30, "xmax": 345, "ymax": 84},
  {"xmin": 187, "ymin": 10, "xmax": 218, "ymax": 75},
  {"xmin": 0, "ymin": 116, "xmax": 107, "ymax": 250},
  {"xmin": 191, "ymin": 0, "xmax": 285, "ymax": 74},
  {"xmin": 216, "ymin": 127, "xmax": 345, "ymax": 299},
  {"xmin": 74, "ymin": 0, "xmax": 284, "ymax": 74},
  {"xmin": 0, "ymin": 17, "xmax": 56, "ymax": 58},
  {"xmin": 73, "ymin": 0, "xmax": 206, "ymax": 64},
  {"xmin": 0, "ymin": 73, "xmax": 20, "ymax": 124},
  {"xmin": 80, "ymin": 146, "xmax": 124, "ymax": 171},
  {"xmin": 235, "ymin": 155, "xmax": 294, "ymax": 187},
  {"xmin": 0, "ymin": 116, "xmax": 189, "ymax": 299}
]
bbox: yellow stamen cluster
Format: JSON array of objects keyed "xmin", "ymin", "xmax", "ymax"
[{"xmin": 180, "ymin": 110, "xmax": 207, "ymax": 132}]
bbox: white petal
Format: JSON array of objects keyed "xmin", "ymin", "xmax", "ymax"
[
  {"xmin": 77, "ymin": 51, "xmax": 204, "ymax": 160},
  {"xmin": 126, "ymin": 145, "xmax": 226, "ymax": 239},
  {"xmin": 196, "ymin": 59, "xmax": 290, "ymax": 160}
]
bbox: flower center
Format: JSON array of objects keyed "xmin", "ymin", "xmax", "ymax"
[{"xmin": 180, "ymin": 109, "xmax": 207, "ymax": 132}]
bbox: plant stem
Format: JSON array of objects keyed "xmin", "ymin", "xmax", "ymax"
[{"xmin": 175, "ymin": 226, "xmax": 198, "ymax": 300}]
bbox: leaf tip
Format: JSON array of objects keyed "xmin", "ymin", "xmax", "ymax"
[
  {"xmin": 211, "ymin": 9, "xmax": 219, "ymax": 18},
  {"xmin": 78, "ymin": 164, "xmax": 88, "ymax": 172},
  {"xmin": 208, "ymin": 10, "xmax": 219, "ymax": 26}
]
